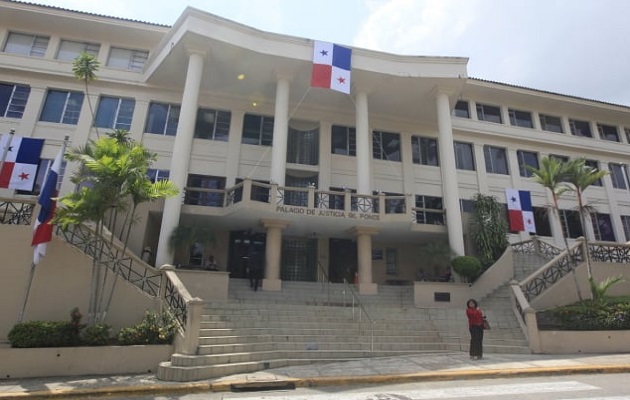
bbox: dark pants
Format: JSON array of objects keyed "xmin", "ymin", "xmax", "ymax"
[
  {"xmin": 249, "ymin": 269, "xmax": 261, "ymax": 291},
  {"xmin": 469, "ymin": 325, "xmax": 484, "ymax": 357}
]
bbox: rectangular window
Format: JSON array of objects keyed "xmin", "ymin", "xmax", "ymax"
[
  {"xmin": 569, "ymin": 119, "xmax": 592, "ymax": 138},
  {"xmin": 3, "ymin": 32, "xmax": 49, "ymax": 57},
  {"xmin": 454, "ymin": 141, "xmax": 475, "ymax": 171},
  {"xmin": 288, "ymin": 125, "xmax": 319, "ymax": 165},
  {"xmin": 185, "ymin": 174, "xmax": 226, "ymax": 207},
  {"xmin": 39, "ymin": 90, "xmax": 84, "ymax": 125},
  {"xmin": 539, "ymin": 114, "xmax": 563, "ymax": 133},
  {"xmin": 15, "ymin": 158, "xmax": 67, "ymax": 196},
  {"xmin": 331, "ymin": 125, "xmax": 356, "ymax": 156},
  {"xmin": 509, "ymin": 109, "xmax": 533, "ymax": 128},
  {"xmin": 0, "ymin": 82, "xmax": 30, "ymax": 119},
  {"xmin": 584, "ymin": 159, "xmax": 602, "ymax": 186},
  {"xmin": 385, "ymin": 248, "xmax": 398, "ymax": 276},
  {"xmin": 533, "ymin": 207, "xmax": 552, "ymax": 237},
  {"xmin": 145, "ymin": 102, "xmax": 180, "ymax": 136},
  {"xmin": 483, "ymin": 145, "xmax": 509, "ymax": 175},
  {"xmin": 107, "ymin": 47, "xmax": 148, "ymax": 72},
  {"xmin": 194, "ymin": 108, "xmax": 231, "ymax": 141},
  {"xmin": 591, "ymin": 213, "xmax": 616, "ymax": 242},
  {"xmin": 411, "ymin": 136, "xmax": 439, "ymax": 166},
  {"xmin": 621, "ymin": 215, "xmax": 630, "ymax": 241},
  {"xmin": 454, "ymin": 100, "xmax": 470, "ymax": 118},
  {"xmin": 550, "ymin": 154, "xmax": 569, "ymax": 164},
  {"xmin": 94, "ymin": 96, "xmax": 135, "ymax": 130},
  {"xmin": 609, "ymin": 163, "xmax": 628, "ymax": 189},
  {"xmin": 625, "ymin": 127, "xmax": 630, "ymax": 144},
  {"xmin": 242, "ymin": 113, "xmax": 274, "ymax": 146},
  {"xmin": 517, "ymin": 150, "xmax": 539, "ymax": 177},
  {"xmin": 597, "ymin": 123, "xmax": 619, "ymax": 142},
  {"xmin": 414, "ymin": 195, "xmax": 444, "ymax": 225},
  {"xmin": 460, "ymin": 199, "xmax": 475, "ymax": 213},
  {"xmin": 57, "ymin": 40, "xmax": 100, "ymax": 61},
  {"xmin": 146, "ymin": 168, "xmax": 170, "ymax": 183},
  {"xmin": 476, "ymin": 103, "xmax": 502, "ymax": 123},
  {"xmin": 372, "ymin": 130, "xmax": 401, "ymax": 161},
  {"xmin": 559, "ymin": 209, "xmax": 583, "ymax": 239}
]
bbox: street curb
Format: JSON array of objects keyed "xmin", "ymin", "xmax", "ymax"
[{"xmin": 1, "ymin": 365, "xmax": 629, "ymax": 398}]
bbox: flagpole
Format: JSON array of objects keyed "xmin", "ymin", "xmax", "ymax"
[
  {"xmin": 0, "ymin": 129, "xmax": 15, "ymax": 174},
  {"xmin": 18, "ymin": 135, "xmax": 69, "ymax": 323}
]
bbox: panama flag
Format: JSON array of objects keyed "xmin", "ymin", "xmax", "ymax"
[
  {"xmin": 311, "ymin": 41, "xmax": 352, "ymax": 94},
  {"xmin": 31, "ymin": 147, "xmax": 63, "ymax": 264},
  {"xmin": 0, "ymin": 134, "xmax": 44, "ymax": 191},
  {"xmin": 506, "ymin": 189, "xmax": 536, "ymax": 233}
]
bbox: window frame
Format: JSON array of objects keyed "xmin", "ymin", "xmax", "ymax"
[
  {"xmin": 508, "ymin": 109, "xmax": 533, "ymax": 128},
  {"xmin": 584, "ymin": 159, "xmax": 602, "ymax": 187},
  {"xmin": 0, "ymin": 82, "xmax": 30, "ymax": 119},
  {"xmin": 194, "ymin": 107, "xmax": 231, "ymax": 141},
  {"xmin": 94, "ymin": 96, "xmax": 135, "ymax": 130},
  {"xmin": 242, "ymin": 113, "xmax": 274, "ymax": 146},
  {"xmin": 411, "ymin": 136, "xmax": 439, "ymax": 166},
  {"xmin": 516, "ymin": 150, "xmax": 539, "ymax": 177},
  {"xmin": 453, "ymin": 100, "xmax": 470, "ymax": 118},
  {"xmin": 39, "ymin": 89, "xmax": 85, "ymax": 125},
  {"xmin": 331, "ymin": 125, "xmax": 356, "ymax": 156},
  {"xmin": 597, "ymin": 123, "xmax": 619, "ymax": 142},
  {"xmin": 454, "ymin": 141, "xmax": 475, "ymax": 171},
  {"xmin": 56, "ymin": 39, "xmax": 100, "ymax": 61},
  {"xmin": 608, "ymin": 163, "xmax": 628, "ymax": 189},
  {"xmin": 372, "ymin": 130, "xmax": 401, "ymax": 162},
  {"xmin": 3, "ymin": 32, "xmax": 49, "ymax": 57},
  {"xmin": 144, "ymin": 102, "xmax": 180, "ymax": 136},
  {"xmin": 106, "ymin": 47, "xmax": 149, "ymax": 72},
  {"xmin": 483, "ymin": 145, "xmax": 509, "ymax": 175},
  {"xmin": 569, "ymin": 118, "xmax": 592, "ymax": 138},
  {"xmin": 539, "ymin": 114, "xmax": 564, "ymax": 133},
  {"xmin": 476, "ymin": 103, "xmax": 502, "ymax": 124}
]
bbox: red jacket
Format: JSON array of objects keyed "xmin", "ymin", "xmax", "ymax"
[{"xmin": 466, "ymin": 307, "xmax": 483, "ymax": 327}]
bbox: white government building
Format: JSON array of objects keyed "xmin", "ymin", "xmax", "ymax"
[{"xmin": 1, "ymin": 0, "xmax": 630, "ymax": 294}]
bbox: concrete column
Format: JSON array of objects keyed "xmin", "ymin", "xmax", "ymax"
[
  {"xmin": 500, "ymin": 106, "xmax": 510, "ymax": 126},
  {"xmin": 269, "ymin": 75, "xmax": 290, "ymax": 186},
  {"xmin": 129, "ymin": 98, "xmax": 149, "ymax": 143},
  {"xmin": 155, "ymin": 50, "xmax": 205, "ymax": 267},
  {"xmin": 351, "ymin": 226, "xmax": 379, "ymax": 294},
  {"xmin": 469, "ymin": 100, "xmax": 478, "ymax": 121},
  {"xmin": 473, "ymin": 143, "xmax": 488, "ymax": 193},
  {"xmin": 16, "ymin": 86, "xmax": 45, "ymax": 138},
  {"xmin": 436, "ymin": 92, "xmax": 465, "ymax": 256},
  {"xmin": 261, "ymin": 218, "xmax": 290, "ymax": 291},
  {"xmin": 400, "ymin": 131, "xmax": 414, "ymax": 195},
  {"xmin": 225, "ymin": 109, "xmax": 245, "ymax": 186},
  {"xmin": 355, "ymin": 90, "xmax": 371, "ymax": 195},
  {"xmin": 531, "ymin": 111, "xmax": 542, "ymax": 130},
  {"xmin": 318, "ymin": 120, "xmax": 332, "ymax": 190}
]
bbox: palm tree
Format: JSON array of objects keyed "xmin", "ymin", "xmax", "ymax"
[
  {"xmin": 72, "ymin": 52, "xmax": 101, "ymax": 137},
  {"xmin": 564, "ymin": 158, "xmax": 609, "ymax": 298},
  {"xmin": 472, "ymin": 193, "xmax": 509, "ymax": 269},
  {"xmin": 528, "ymin": 156, "xmax": 583, "ymax": 300}
]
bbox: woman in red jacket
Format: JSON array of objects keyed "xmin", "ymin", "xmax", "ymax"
[{"xmin": 466, "ymin": 298, "xmax": 484, "ymax": 360}]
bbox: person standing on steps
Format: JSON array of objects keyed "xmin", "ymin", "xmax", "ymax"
[
  {"xmin": 466, "ymin": 298, "xmax": 484, "ymax": 360},
  {"xmin": 249, "ymin": 251, "xmax": 263, "ymax": 291}
]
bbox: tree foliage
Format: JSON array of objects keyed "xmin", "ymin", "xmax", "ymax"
[{"xmin": 472, "ymin": 193, "xmax": 508, "ymax": 269}]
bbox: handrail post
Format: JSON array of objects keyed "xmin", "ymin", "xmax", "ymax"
[
  {"xmin": 532, "ymin": 235, "xmax": 541, "ymax": 255},
  {"xmin": 308, "ymin": 185, "xmax": 316, "ymax": 208},
  {"xmin": 243, "ymin": 178, "xmax": 252, "ymax": 204},
  {"xmin": 181, "ymin": 298, "xmax": 204, "ymax": 355}
]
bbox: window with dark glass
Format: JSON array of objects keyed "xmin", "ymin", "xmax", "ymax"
[
  {"xmin": 411, "ymin": 136, "xmax": 439, "ymax": 166},
  {"xmin": 609, "ymin": 163, "xmax": 627, "ymax": 189},
  {"xmin": 591, "ymin": 213, "xmax": 615, "ymax": 242},
  {"xmin": 559, "ymin": 209, "xmax": 583, "ymax": 239},
  {"xmin": 145, "ymin": 102, "xmax": 180, "ymax": 135},
  {"xmin": 194, "ymin": 108, "xmax": 231, "ymax": 141},
  {"xmin": 454, "ymin": 100, "xmax": 470, "ymax": 118},
  {"xmin": 0, "ymin": 82, "xmax": 30, "ymax": 119},
  {"xmin": 414, "ymin": 195, "xmax": 444, "ymax": 225},
  {"xmin": 57, "ymin": 40, "xmax": 99, "ymax": 61},
  {"xmin": 621, "ymin": 215, "xmax": 630, "ymax": 241},
  {"xmin": 372, "ymin": 130, "xmax": 401, "ymax": 162},
  {"xmin": 39, "ymin": 90, "xmax": 84, "ymax": 125},
  {"xmin": 3, "ymin": 32, "xmax": 49, "ymax": 57},
  {"xmin": 94, "ymin": 96, "xmax": 135, "ymax": 130},
  {"xmin": 625, "ymin": 127, "xmax": 630, "ymax": 144},
  {"xmin": 287, "ymin": 123, "xmax": 319, "ymax": 165},
  {"xmin": 509, "ymin": 109, "xmax": 533, "ymax": 128},
  {"xmin": 476, "ymin": 103, "xmax": 502, "ymax": 123},
  {"xmin": 584, "ymin": 159, "xmax": 602, "ymax": 186},
  {"xmin": 539, "ymin": 114, "xmax": 563, "ymax": 133},
  {"xmin": 483, "ymin": 145, "xmax": 509, "ymax": 175},
  {"xmin": 331, "ymin": 125, "xmax": 356, "ymax": 156},
  {"xmin": 597, "ymin": 123, "xmax": 619, "ymax": 142},
  {"xmin": 146, "ymin": 169, "xmax": 169, "ymax": 183},
  {"xmin": 454, "ymin": 141, "xmax": 475, "ymax": 171},
  {"xmin": 242, "ymin": 113, "xmax": 274, "ymax": 146},
  {"xmin": 569, "ymin": 119, "xmax": 592, "ymax": 138},
  {"xmin": 460, "ymin": 199, "xmax": 475, "ymax": 213},
  {"xmin": 517, "ymin": 150, "xmax": 539, "ymax": 177},
  {"xmin": 533, "ymin": 207, "xmax": 552, "ymax": 237},
  {"xmin": 550, "ymin": 154, "xmax": 569, "ymax": 164},
  {"xmin": 184, "ymin": 174, "xmax": 226, "ymax": 207}
]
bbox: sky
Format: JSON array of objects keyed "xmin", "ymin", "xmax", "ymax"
[{"xmin": 27, "ymin": 0, "xmax": 630, "ymax": 106}]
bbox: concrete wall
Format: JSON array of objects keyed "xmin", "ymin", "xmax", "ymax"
[
  {"xmin": 175, "ymin": 270, "xmax": 229, "ymax": 301},
  {"xmin": 0, "ymin": 224, "xmax": 160, "ymax": 342},
  {"xmin": 538, "ymin": 330, "xmax": 630, "ymax": 354}
]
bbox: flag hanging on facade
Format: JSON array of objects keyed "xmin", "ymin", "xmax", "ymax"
[
  {"xmin": 0, "ymin": 134, "xmax": 44, "ymax": 191},
  {"xmin": 505, "ymin": 188, "xmax": 536, "ymax": 233},
  {"xmin": 32, "ymin": 147, "xmax": 63, "ymax": 265},
  {"xmin": 311, "ymin": 41, "xmax": 352, "ymax": 94}
]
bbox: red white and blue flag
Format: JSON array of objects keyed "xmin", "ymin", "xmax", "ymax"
[
  {"xmin": 311, "ymin": 41, "xmax": 352, "ymax": 94},
  {"xmin": 506, "ymin": 189, "xmax": 536, "ymax": 233},
  {"xmin": 0, "ymin": 134, "xmax": 44, "ymax": 191},
  {"xmin": 32, "ymin": 147, "xmax": 63, "ymax": 264}
]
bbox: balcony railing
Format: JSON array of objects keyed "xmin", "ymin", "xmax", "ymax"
[
  {"xmin": 0, "ymin": 196, "xmax": 35, "ymax": 225},
  {"xmin": 184, "ymin": 179, "xmax": 445, "ymax": 225}
]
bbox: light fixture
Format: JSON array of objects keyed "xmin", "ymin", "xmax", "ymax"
[{"xmin": 237, "ymin": 74, "xmax": 245, "ymax": 80}]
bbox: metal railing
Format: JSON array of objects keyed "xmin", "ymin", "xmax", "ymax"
[{"xmin": 0, "ymin": 197, "xmax": 35, "ymax": 225}]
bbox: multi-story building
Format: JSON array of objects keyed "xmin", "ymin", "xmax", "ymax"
[{"xmin": 2, "ymin": 1, "xmax": 630, "ymax": 295}]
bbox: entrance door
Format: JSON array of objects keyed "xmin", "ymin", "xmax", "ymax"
[
  {"xmin": 228, "ymin": 230, "xmax": 266, "ymax": 278},
  {"xmin": 328, "ymin": 238, "xmax": 357, "ymax": 283}
]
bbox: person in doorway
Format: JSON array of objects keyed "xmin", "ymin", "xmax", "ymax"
[
  {"xmin": 204, "ymin": 255, "xmax": 219, "ymax": 271},
  {"xmin": 466, "ymin": 298, "xmax": 484, "ymax": 360},
  {"xmin": 248, "ymin": 252, "xmax": 263, "ymax": 291},
  {"xmin": 416, "ymin": 268, "xmax": 429, "ymax": 281}
]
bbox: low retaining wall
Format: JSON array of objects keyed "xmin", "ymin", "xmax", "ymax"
[
  {"xmin": 537, "ymin": 330, "xmax": 630, "ymax": 354},
  {"xmin": 0, "ymin": 344, "xmax": 173, "ymax": 379}
]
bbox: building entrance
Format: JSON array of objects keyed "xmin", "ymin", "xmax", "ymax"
[
  {"xmin": 328, "ymin": 238, "xmax": 357, "ymax": 283},
  {"xmin": 227, "ymin": 230, "xmax": 266, "ymax": 279}
]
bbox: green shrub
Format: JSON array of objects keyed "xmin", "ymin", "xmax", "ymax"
[
  {"xmin": 83, "ymin": 323, "xmax": 111, "ymax": 346},
  {"xmin": 451, "ymin": 256, "xmax": 482, "ymax": 282},
  {"xmin": 116, "ymin": 310, "xmax": 178, "ymax": 345},
  {"xmin": 538, "ymin": 298, "xmax": 630, "ymax": 330},
  {"xmin": 8, "ymin": 321, "xmax": 82, "ymax": 348}
]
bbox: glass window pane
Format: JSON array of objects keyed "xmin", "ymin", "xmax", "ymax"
[
  {"xmin": 94, "ymin": 96, "xmax": 118, "ymax": 128},
  {"xmin": 107, "ymin": 47, "xmax": 132, "ymax": 69},
  {"xmin": 145, "ymin": 102, "xmax": 169, "ymax": 134},
  {"xmin": 40, "ymin": 90, "xmax": 67, "ymax": 122}
]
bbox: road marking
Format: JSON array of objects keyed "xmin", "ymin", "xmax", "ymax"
[{"xmin": 233, "ymin": 381, "xmax": 599, "ymax": 399}]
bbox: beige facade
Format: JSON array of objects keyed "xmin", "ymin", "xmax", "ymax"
[{"xmin": 1, "ymin": 2, "xmax": 630, "ymax": 295}]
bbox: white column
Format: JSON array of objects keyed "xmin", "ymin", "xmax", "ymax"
[
  {"xmin": 269, "ymin": 75, "xmax": 290, "ymax": 186},
  {"xmin": 352, "ymin": 226, "xmax": 379, "ymax": 295},
  {"xmin": 473, "ymin": 143, "xmax": 488, "ymax": 193},
  {"xmin": 129, "ymin": 98, "xmax": 149, "ymax": 143},
  {"xmin": 436, "ymin": 92, "xmax": 465, "ymax": 256},
  {"xmin": 261, "ymin": 219, "xmax": 289, "ymax": 291},
  {"xmin": 318, "ymin": 121, "xmax": 333, "ymax": 190},
  {"xmin": 225, "ymin": 110, "xmax": 245, "ymax": 187},
  {"xmin": 155, "ymin": 50, "xmax": 205, "ymax": 267},
  {"xmin": 355, "ymin": 90, "xmax": 371, "ymax": 195}
]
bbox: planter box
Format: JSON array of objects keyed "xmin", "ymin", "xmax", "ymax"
[
  {"xmin": 538, "ymin": 330, "xmax": 630, "ymax": 354},
  {"xmin": 0, "ymin": 344, "xmax": 173, "ymax": 379}
]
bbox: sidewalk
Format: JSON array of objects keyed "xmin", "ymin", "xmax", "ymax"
[{"xmin": 1, "ymin": 352, "xmax": 630, "ymax": 398}]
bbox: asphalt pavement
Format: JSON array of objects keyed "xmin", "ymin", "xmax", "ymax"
[{"xmin": 1, "ymin": 352, "xmax": 630, "ymax": 399}]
